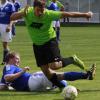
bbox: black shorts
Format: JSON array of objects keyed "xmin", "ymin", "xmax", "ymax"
[{"xmin": 33, "ymin": 38, "xmax": 62, "ymax": 67}]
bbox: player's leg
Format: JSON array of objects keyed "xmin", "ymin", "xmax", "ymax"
[
  {"xmin": 48, "ymin": 55, "xmax": 86, "ymax": 71},
  {"xmin": 56, "ymin": 21, "xmax": 60, "ymax": 42},
  {"xmin": 32, "ymin": 38, "xmax": 87, "ymax": 89},
  {"xmin": 58, "ymin": 63, "xmax": 96, "ymax": 81},
  {"xmin": 33, "ymin": 40, "xmax": 66, "ymax": 89},
  {"xmin": 39, "ymin": 71, "xmax": 68, "ymax": 90},
  {"xmin": 52, "ymin": 21, "xmax": 60, "ymax": 42},
  {"xmin": 0, "ymin": 24, "xmax": 12, "ymax": 65},
  {"xmin": 41, "ymin": 65, "xmax": 66, "ymax": 89},
  {"xmin": 62, "ymin": 55, "xmax": 86, "ymax": 71},
  {"xmin": 36, "ymin": 37, "xmax": 86, "ymax": 71},
  {"xmin": 86, "ymin": 63, "xmax": 96, "ymax": 80},
  {"xmin": 2, "ymin": 42, "xmax": 10, "ymax": 65},
  {"xmin": 41, "ymin": 63, "xmax": 96, "ymax": 90},
  {"xmin": 52, "ymin": 21, "xmax": 56, "ymax": 33},
  {"xmin": 12, "ymin": 24, "xmax": 16, "ymax": 37}
]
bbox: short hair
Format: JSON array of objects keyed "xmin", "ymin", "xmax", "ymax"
[
  {"xmin": 33, "ymin": 0, "xmax": 45, "ymax": 8},
  {"xmin": 5, "ymin": 52, "xmax": 20, "ymax": 63}
]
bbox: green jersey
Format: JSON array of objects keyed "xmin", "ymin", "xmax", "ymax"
[{"xmin": 21, "ymin": 7, "xmax": 62, "ymax": 45}]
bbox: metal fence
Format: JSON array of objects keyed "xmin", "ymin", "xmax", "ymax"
[{"xmin": 59, "ymin": 0, "xmax": 100, "ymax": 23}]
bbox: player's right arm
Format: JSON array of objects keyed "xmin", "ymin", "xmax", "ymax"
[
  {"xmin": 4, "ymin": 66, "xmax": 30, "ymax": 82},
  {"xmin": 10, "ymin": 5, "xmax": 29, "ymax": 21}
]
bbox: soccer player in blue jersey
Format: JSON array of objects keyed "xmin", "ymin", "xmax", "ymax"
[
  {"xmin": 47, "ymin": 0, "xmax": 64, "ymax": 42},
  {"xmin": 10, "ymin": 0, "xmax": 21, "ymax": 37},
  {"xmin": 1, "ymin": 52, "xmax": 67, "ymax": 91},
  {"xmin": 0, "ymin": 0, "xmax": 15, "ymax": 65},
  {"xmin": 0, "ymin": 52, "xmax": 96, "ymax": 91},
  {"xmin": 11, "ymin": 0, "xmax": 21, "ymax": 12}
]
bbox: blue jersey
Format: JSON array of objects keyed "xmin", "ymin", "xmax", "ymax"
[
  {"xmin": 13, "ymin": 1, "xmax": 21, "ymax": 12},
  {"xmin": 0, "ymin": 1, "xmax": 15, "ymax": 24},
  {"xmin": 1, "ymin": 65, "xmax": 31, "ymax": 91},
  {"xmin": 47, "ymin": 2, "xmax": 59, "ymax": 11}
]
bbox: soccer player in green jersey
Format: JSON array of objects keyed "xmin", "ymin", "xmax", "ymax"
[{"xmin": 10, "ymin": 0, "xmax": 95, "ymax": 89}]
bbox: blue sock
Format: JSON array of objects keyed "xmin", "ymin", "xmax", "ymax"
[
  {"xmin": 64, "ymin": 72, "xmax": 87, "ymax": 81},
  {"xmin": 60, "ymin": 80, "xmax": 68, "ymax": 87}
]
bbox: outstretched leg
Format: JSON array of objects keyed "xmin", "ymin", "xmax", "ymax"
[{"xmin": 62, "ymin": 55, "xmax": 87, "ymax": 71}]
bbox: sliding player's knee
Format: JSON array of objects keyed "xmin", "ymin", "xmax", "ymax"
[{"xmin": 40, "ymin": 66, "xmax": 53, "ymax": 79}]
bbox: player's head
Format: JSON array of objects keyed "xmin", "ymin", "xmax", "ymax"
[
  {"xmin": 52, "ymin": 0, "xmax": 57, "ymax": 3},
  {"xmin": 11, "ymin": 0, "xmax": 15, "ymax": 3},
  {"xmin": 1, "ymin": 0, "xmax": 6, "ymax": 3},
  {"xmin": 33, "ymin": 0, "xmax": 46, "ymax": 17},
  {"xmin": 5, "ymin": 52, "xmax": 20, "ymax": 66}
]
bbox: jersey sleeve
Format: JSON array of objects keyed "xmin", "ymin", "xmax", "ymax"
[
  {"xmin": 17, "ymin": 2, "xmax": 21, "ymax": 9},
  {"xmin": 14, "ymin": 2, "xmax": 21, "ymax": 12},
  {"xmin": 11, "ymin": 3, "xmax": 15, "ymax": 12},
  {"xmin": 4, "ymin": 65, "xmax": 16, "ymax": 75},
  {"xmin": 47, "ymin": 9, "xmax": 62, "ymax": 20}
]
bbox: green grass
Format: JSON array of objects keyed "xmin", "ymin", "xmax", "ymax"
[{"xmin": 0, "ymin": 25, "xmax": 100, "ymax": 100}]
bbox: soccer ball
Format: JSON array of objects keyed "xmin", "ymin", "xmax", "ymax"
[{"xmin": 62, "ymin": 85, "xmax": 78, "ymax": 100}]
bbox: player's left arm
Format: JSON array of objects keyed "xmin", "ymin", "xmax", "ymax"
[
  {"xmin": 60, "ymin": 11, "xmax": 93, "ymax": 19},
  {"xmin": 4, "ymin": 66, "xmax": 30, "ymax": 82}
]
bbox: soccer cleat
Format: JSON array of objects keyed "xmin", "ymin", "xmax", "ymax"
[
  {"xmin": 87, "ymin": 63, "xmax": 96, "ymax": 80},
  {"xmin": 1, "ymin": 62, "xmax": 5, "ymax": 65},
  {"xmin": 72, "ymin": 55, "xmax": 86, "ymax": 71}
]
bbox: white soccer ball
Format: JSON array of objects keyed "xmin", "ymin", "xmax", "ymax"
[{"xmin": 62, "ymin": 85, "xmax": 78, "ymax": 100}]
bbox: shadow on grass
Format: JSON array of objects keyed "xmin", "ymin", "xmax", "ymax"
[
  {"xmin": 0, "ymin": 89, "xmax": 100, "ymax": 97},
  {"xmin": 79, "ymin": 89, "xmax": 100, "ymax": 93},
  {"xmin": 0, "ymin": 90, "xmax": 61, "ymax": 97},
  {"xmin": 53, "ymin": 89, "xmax": 100, "ymax": 100}
]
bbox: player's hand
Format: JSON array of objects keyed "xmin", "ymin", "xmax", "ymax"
[
  {"xmin": 86, "ymin": 11, "xmax": 93, "ymax": 21},
  {"xmin": 23, "ymin": 66, "xmax": 30, "ymax": 72},
  {"xmin": 6, "ymin": 25, "xmax": 11, "ymax": 32}
]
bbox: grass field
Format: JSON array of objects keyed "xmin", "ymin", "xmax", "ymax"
[{"xmin": 0, "ymin": 25, "xmax": 100, "ymax": 100}]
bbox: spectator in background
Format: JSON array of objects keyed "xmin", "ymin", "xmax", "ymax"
[
  {"xmin": 0, "ymin": 0, "xmax": 15, "ymax": 65},
  {"xmin": 10, "ymin": 0, "xmax": 21, "ymax": 37},
  {"xmin": 47, "ymin": 0, "xmax": 64, "ymax": 43}
]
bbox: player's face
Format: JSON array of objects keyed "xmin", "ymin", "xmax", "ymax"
[
  {"xmin": 52, "ymin": 0, "xmax": 57, "ymax": 2},
  {"xmin": 13, "ymin": 55, "xmax": 20, "ymax": 66},
  {"xmin": 1, "ymin": 0, "xmax": 6, "ymax": 4},
  {"xmin": 34, "ymin": 6, "xmax": 45, "ymax": 17}
]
